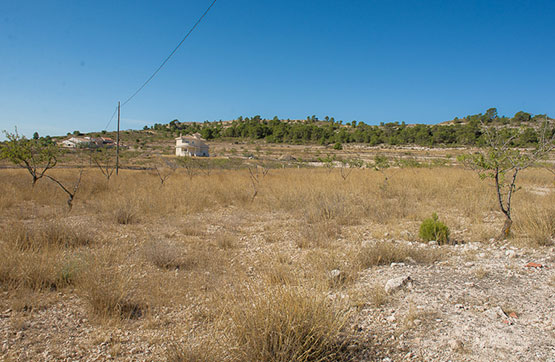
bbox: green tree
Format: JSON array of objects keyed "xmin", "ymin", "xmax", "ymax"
[
  {"xmin": 458, "ymin": 121, "xmax": 555, "ymax": 239},
  {"xmin": 1, "ymin": 129, "xmax": 58, "ymax": 186},
  {"xmin": 512, "ymin": 111, "xmax": 531, "ymax": 124}
]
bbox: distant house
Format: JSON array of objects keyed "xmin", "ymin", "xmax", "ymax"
[
  {"xmin": 100, "ymin": 137, "xmax": 115, "ymax": 147},
  {"xmin": 60, "ymin": 136, "xmax": 114, "ymax": 149},
  {"xmin": 61, "ymin": 137, "xmax": 92, "ymax": 148},
  {"xmin": 175, "ymin": 133, "xmax": 209, "ymax": 157}
]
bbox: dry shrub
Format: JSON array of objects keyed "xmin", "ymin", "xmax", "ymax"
[
  {"xmin": 4, "ymin": 220, "xmax": 94, "ymax": 250},
  {"xmin": 474, "ymin": 267, "xmax": 489, "ymax": 280},
  {"xmin": 143, "ymin": 240, "xmax": 196, "ymax": 270},
  {"xmin": 78, "ymin": 258, "xmax": 148, "ymax": 320},
  {"xmin": 87, "ymin": 178, "xmax": 110, "ymax": 196},
  {"xmin": 297, "ymin": 222, "xmax": 341, "ymax": 249},
  {"xmin": 357, "ymin": 241, "xmax": 445, "ymax": 268},
  {"xmin": 303, "ymin": 191, "xmax": 361, "ymax": 226},
  {"xmin": 228, "ymin": 286, "xmax": 351, "ymax": 362},
  {"xmin": 181, "ymin": 222, "xmax": 206, "ymax": 237},
  {"xmin": 167, "ymin": 344, "xmax": 219, "ymax": 362},
  {"xmin": 369, "ymin": 284, "xmax": 388, "ymax": 307},
  {"xmin": 0, "ymin": 244, "xmax": 73, "ymax": 291},
  {"xmin": 114, "ymin": 203, "xmax": 137, "ymax": 224},
  {"xmin": 513, "ymin": 204, "xmax": 555, "ymax": 247},
  {"xmin": 215, "ymin": 232, "xmax": 236, "ymax": 249}
]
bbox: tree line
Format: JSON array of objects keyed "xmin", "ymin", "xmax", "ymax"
[{"xmin": 149, "ymin": 108, "xmax": 553, "ymax": 147}]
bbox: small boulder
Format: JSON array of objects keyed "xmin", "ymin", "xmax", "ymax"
[
  {"xmin": 329, "ymin": 269, "xmax": 343, "ymax": 284},
  {"xmin": 384, "ymin": 275, "xmax": 412, "ymax": 294},
  {"xmin": 449, "ymin": 339, "xmax": 464, "ymax": 352},
  {"xmin": 505, "ymin": 250, "xmax": 517, "ymax": 258},
  {"xmin": 484, "ymin": 306, "xmax": 507, "ymax": 320}
]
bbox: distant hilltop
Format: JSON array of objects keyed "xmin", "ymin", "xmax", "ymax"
[{"xmin": 138, "ymin": 108, "xmax": 553, "ymax": 148}]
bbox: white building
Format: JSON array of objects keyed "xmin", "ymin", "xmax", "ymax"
[
  {"xmin": 175, "ymin": 133, "xmax": 209, "ymax": 157},
  {"xmin": 60, "ymin": 137, "xmax": 92, "ymax": 148}
]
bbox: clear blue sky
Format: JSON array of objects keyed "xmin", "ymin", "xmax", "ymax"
[{"xmin": 2, "ymin": 0, "xmax": 555, "ymax": 137}]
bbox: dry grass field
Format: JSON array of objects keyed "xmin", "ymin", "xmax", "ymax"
[{"xmin": 0, "ymin": 164, "xmax": 554, "ymax": 361}]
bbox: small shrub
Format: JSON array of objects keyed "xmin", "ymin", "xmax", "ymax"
[
  {"xmin": 229, "ymin": 287, "xmax": 350, "ymax": 362},
  {"xmin": 114, "ymin": 204, "xmax": 136, "ymax": 225},
  {"xmin": 0, "ymin": 245, "xmax": 70, "ymax": 291},
  {"xmin": 215, "ymin": 233, "xmax": 236, "ymax": 249},
  {"xmin": 167, "ymin": 344, "xmax": 219, "ymax": 362},
  {"xmin": 6, "ymin": 221, "xmax": 94, "ymax": 250},
  {"xmin": 358, "ymin": 241, "xmax": 445, "ymax": 268},
  {"xmin": 419, "ymin": 213, "xmax": 450, "ymax": 244},
  {"xmin": 369, "ymin": 284, "xmax": 388, "ymax": 307},
  {"xmin": 78, "ymin": 262, "xmax": 147, "ymax": 319},
  {"xmin": 143, "ymin": 240, "xmax": 195, "ymax": 270}
]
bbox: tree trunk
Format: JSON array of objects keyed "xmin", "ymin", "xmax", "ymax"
[{"xmin": 499, "ymin": 217, "xmax": 512, "ymax": 240}]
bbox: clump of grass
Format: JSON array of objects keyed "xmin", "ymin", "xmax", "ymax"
[
  {"xmin": 215, "ymin": 232, "xmax": 236, "ymax": 249},
  {"xmin": 513, "ymin": 206, "xmax": 555, "ymax": 247},
  {"xmin": 5, "ymin": 220, "xmax": 94, "ymax": 250},
  {"xmin": 358, "ymin": 241, "xmax": 445, "ymax": 268},
  {"xmin": 228, "ymin": 286, "xmax": 350, "ymax": 362},
  {"xmin": 114, "ymin": 204, "xmax": 137, "ymax": 225},
  {"xmin": 369, "ymin": 284, "xmax": 388, "ymax": 307},
  {"xmin": 181, "ymin": 223, "xmax": 206, "ymax": 237},
  {"xmin": 78, "ymin": 261, "xmax": 148, "ymax": 320},
  {"xmin": 166, "ymin": 342, "xmax": 220, "ymax": 362},
  {"xmin": 143, "ymin": 240, "xmax": 196, "ymax": 270},
  {"xmin": 0, "ymin": 244, "xmax": 72, "ymax": 291},
  {"xmin": 419, "ymin": 213, "xmax": 450, "ymax": 244},
  {"xmin": 474, "ymin": 267, "xmax": 489, "ymax": 280},
  {"xmin": 297, "ymin": 222, "xmax": 341, "ymax": 249}
]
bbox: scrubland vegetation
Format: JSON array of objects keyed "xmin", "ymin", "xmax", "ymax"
[{"xmin": 1, "ymin": 162, "xmax": 553, "ymax": 360}]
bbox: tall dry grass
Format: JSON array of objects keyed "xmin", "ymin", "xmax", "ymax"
[{"xmin": 0, "ymin": 164, "xmax": 553, "ymax": 360}]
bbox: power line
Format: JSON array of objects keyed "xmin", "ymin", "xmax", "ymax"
[
  {"xmin": 104, "ymin": 106, "xmax": 118, "ymax": 131},
  {"xmin": 121, "ymin": 0, "xmax": 218, "ymax": 108}
]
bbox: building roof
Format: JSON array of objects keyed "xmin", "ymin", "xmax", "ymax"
[{"xmin": 175, "ymin": 132, "xmax": 205, "ymax": 141}]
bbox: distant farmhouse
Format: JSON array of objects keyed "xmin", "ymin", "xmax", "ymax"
[
  {"xmin": 60, "ymin": 136, "xmax": 115, "ymax": 149},
  {"xmin": 175, "ymin": 133, "xmax": 209, "ymax": 157}
]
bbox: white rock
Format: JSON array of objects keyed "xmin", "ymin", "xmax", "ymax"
[
  {"xmin": 428, "ymin": 240, "xmax": 438, "ymax": 246},
  {"xmin": 390, "ymin": 262, "xmax": 405, "ymax": 267},
  {"xmin": 484, "ymin": 306, "xmax": 507, "ymax": 320},
  {"xmin": 329, "ymin": 269, "xmax": 342, "ymax": 279},
  {"xmin": 385, "ymin": 275, "xmax": 412, "ymax": 294},
  {"xmin": 449, "ymin": 339, "xmax": 464, "ymax": 351},
  {"xmin": 505, "ymin": 250, "xmax": 517, "ymax": 258}
]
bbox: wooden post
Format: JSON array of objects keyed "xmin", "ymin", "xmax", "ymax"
[{"xmin": 116, "ymin": 101, "xmax": 120, "ymax": 175}]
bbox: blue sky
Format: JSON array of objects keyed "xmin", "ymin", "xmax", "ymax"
[{"xmin": 2, "ymin": 0, "xmax": 555, "ymax": 137}]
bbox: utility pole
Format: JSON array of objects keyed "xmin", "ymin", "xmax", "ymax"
[{"xmin": 116, "ymin": 101, "xmax": 120, "ymax": 175}]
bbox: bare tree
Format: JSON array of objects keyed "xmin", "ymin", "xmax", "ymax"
[
  {"xmin": 459, "ymin": 120, "xmax": 555, "ymax": 239},
  {"xmin": 154, "ymin": 159, "xmax": 178, "ymax": 186},
  {"xmin": 46, "ymin": 170, "xmax": 84, "ymax": 211},
  {"xmin": 177, "ymin": 157, "xmax": 198, "ymax": 180},
  {"xmin": 247, "ymin": 166, "xmax": 260, "ymax": 201},
  {"xmin": 90, "ymin": 148, "xmax": 115, "ymax": 181},
  {"xmin": 339, "ymin": 157, "xmax": 363, "ymax": 181},
  {"xmin": 369, "ymin": 154, "xmax": 391, "ymax": 190}
]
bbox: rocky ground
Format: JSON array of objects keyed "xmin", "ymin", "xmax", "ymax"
[
  {"xmin": 1, "ymin": 199, "xmax": 554, "ymax": 362},
  {"xmin": 2, "ymin": 238, "xmax": 553, "ymax": 361},
  {"xmin": 352, "ymin": 240, "xmax": 555, "ymax": 362}
]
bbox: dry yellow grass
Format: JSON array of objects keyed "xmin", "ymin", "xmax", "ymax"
[{"xmin": 0, "ymin": 164, "xmax": 553, "ymax": 360}]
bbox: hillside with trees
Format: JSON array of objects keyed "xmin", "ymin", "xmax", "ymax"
[{"xmin": 147, "ymin": 108, "xmax": 553, "ymax": 148}]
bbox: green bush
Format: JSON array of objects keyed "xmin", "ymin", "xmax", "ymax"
[{"xmin": 419, "ymin": 213, "xmax": 450, "ymax": 244}]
